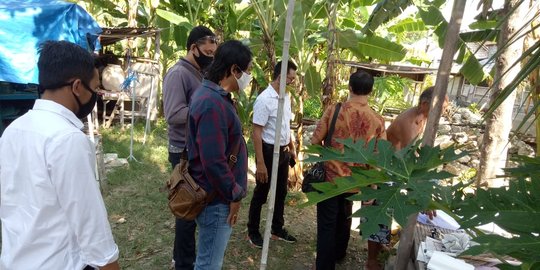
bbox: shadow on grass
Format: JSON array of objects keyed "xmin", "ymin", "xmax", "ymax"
[{"xmin": 101, "ymin": 120, "xmax": 366, "ymax": 270}]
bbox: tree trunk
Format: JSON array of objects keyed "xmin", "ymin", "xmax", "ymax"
[
  {"xmin": 421, "ymin": 0, "xmax": 466, "ymax": 146},
  {"xmin": 289, "ymin": 76, "xmax": 305, "ymax": 191},
  {"xmin": 527, "ymin": 0, "xmax": 540, "ymax": 155},
  {"xmin": 321, "ymin": 1, "xmax": 338, "ymax": 111},
  {"xmin": 477, "ymin": 0, "xmax": 526, "ymax": 187},
  {"xmin": 262, "ymin": 32, "xmax": 277, "ymax": 93},
  {"xmin": 396, "ymin": 0, "xmax": 466, "ymax": 268}
]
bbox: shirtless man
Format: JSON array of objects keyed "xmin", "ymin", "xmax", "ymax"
[
  {"xmin": 366, "ymin": 87, "xmax": 447, "ymax": 270},
  {"xmin": 387, "ymin": 87, "xmax": 448, "ymax": 150}
]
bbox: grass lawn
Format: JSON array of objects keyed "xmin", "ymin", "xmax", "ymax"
[{"xmin": 100, "ymin": 120, "xmax": 366, "ymax": 270}]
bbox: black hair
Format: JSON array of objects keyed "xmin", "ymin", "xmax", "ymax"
[
  {"xmin": 272, "ymin": 60, "xmax": 297, "ymax": 80},
  {"xmin": 349, "ymin": 70, "xmax": 374, "ymax": 95},
  {"xmin": 38, "ymin": 40, "xmax": 95, "ymax": 91},
  {"xmin": 187, "ymin": 26, "xmax": 215, "ymax": 49},
  {"xmin": 205, "ymin": 40, "xmax": 252, "ymax": 84},
  {"xmin": 419, "ymin": 87, "xmax": 434, "ymax": 104}
]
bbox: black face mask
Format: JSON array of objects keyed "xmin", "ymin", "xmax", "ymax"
[
  {"xmin": 194, "ymin": 46, "xmax": 213, "ymax": 71},
  {"xmin": 73, "ymin": 81, "xmax": 98, "ymax": 119}
]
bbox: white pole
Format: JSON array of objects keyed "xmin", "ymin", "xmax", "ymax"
[
  {"xmin": 260, "ymin": 0, "xmax": 295, "ymax": 269},
  {"xmin": 127, "ymin": 74, "xmax": 138, "ymax": 162}
]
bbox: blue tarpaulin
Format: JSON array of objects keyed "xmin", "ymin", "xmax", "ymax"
[{"xmin": 0, "ymin": 0, "xmax": 101, "ymax": 84}]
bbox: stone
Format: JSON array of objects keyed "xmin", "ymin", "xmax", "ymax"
[
  {"xmin": 517, "ymin": 141, "xmax": 535, "ymax": 157},
  {"xmin": 439, "ymin": 117, "xmax": 450, "ymax": 125},
  {"xmin": 434, "ymin": 135, "xmax": 453, "ymax": 149},
  {"xmin": 438, "ymin": 124, "xmax": 452, "ymax": 135},
  {"xmin": 470, "ymin": 159, "xmax": 480, "ymax": 168},
  {"xmin": 451, "ymin": 113, "xmax": 462, "ymax": 123},
  {"xmin": 506, "ymin": 160, "xmax": 520, "ymax": 168},
  {"xmin": 457, "ymin": 108, "xmax": 482, "ymax": 125},
  {"xmin": 444, "ymin": 162, "xmax": 471, "ymax": 176},
  {"xmin": 451, "ymin": 125, "xmax": 463, "ymax": 133},
  {"xmin": 453, "ymin": 132, "xmax": 469, "ymax": 144},
  {"xmin": 104, "ymin": 153, "xmax": 128, "ymax": 168},
  {"xmin": 458, "ymin": 155, "xmax": 472, "ymax": 164}
]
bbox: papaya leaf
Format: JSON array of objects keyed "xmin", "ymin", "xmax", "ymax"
[
  {"xmin": 302, "ymin": 169, "xmax": 388, "ymax": 206},
  {"xmin": 453, "ymin": 157, "xmax": 540, "ymax": 268},
  {"xmin": 303, "ymin": 139, "xmax": 464, "ymax": 236},
  {"xmin": 462, "ymin": 234, "xmax": 540, "ymax": 267}
]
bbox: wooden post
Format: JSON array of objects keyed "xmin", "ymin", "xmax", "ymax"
[
  {"xmin": 421, "ymin": 0, "xmax": 466, "ymax": 147},
  {"xmin": 394, "ymin": 0, "xmax": 467, "ymax": 269}
]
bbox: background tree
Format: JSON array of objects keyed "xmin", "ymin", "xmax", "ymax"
[{"xmin": 477, "ymin": 0, "xmax": 527, "ymax": 187}]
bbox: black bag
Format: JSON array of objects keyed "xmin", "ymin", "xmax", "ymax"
[{"xmin": 302, "ymin": 103, "xmax": 342, "ymax": 193}]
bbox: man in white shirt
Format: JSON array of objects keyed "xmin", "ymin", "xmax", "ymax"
[
  {"xmin": 0, "ymin": 41, "xmax": 119, "ymax": 270},
  {"xmin": 247, "ymin": 61, "xmax": 298, "ymax": 248}
]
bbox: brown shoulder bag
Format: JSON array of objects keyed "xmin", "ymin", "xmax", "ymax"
[{"xmin": 167, "ymin": 140, "xmax": 241, "ymax": 221}]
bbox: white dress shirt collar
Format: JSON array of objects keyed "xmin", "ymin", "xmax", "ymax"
[{"xmin": 33, "ymin": 99, "xmax": 84, "ymax": 130}]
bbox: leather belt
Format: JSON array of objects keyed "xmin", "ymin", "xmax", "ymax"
[{"xmin": 262, "ymin": 142, "xmax": 289, "ymax": 152}]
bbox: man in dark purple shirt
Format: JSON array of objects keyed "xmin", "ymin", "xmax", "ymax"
[
  {"xmin": 187, "ymin": 40, "xmax": 251, "ymax": 269},
  {"xmin": 162, "ymin": 26, "xmax": 217, "ymax": 270}
]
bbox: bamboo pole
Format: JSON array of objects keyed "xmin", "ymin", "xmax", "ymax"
[
  {"xmin": 394, "ymin": 0, "xmax": 467, "ymax": 268},
  {"xmin": 260, "ymin": 0, "xmax": 295, "ymax": 269}
]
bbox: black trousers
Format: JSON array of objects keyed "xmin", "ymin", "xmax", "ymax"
[
  {"xmin": 247, "ymin": 142, "xmax": 290, "ymax": 234},
  {"xmin": 169, "ymin": 152, "xmax": 196, "ymax": 270},
  {"xmin": 316, "ymin": 193, "xmax": 353, "ymax": 270}
]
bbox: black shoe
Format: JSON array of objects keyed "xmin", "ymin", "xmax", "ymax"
[
  {"xmin": 248, "ymin": 232, "xmax": 263, "ymax": 248},
  {"xmin": 271, "ymin": 229, "xmax": 297, "ymax": 243}
]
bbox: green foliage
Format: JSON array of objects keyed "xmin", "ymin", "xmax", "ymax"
[
  {"xmin": 387, "ymin": 18, "xmax": 426, "ymax": 33},
  {"xmin": 156, "ymin": 9, "xmax": 191, "ymax": 27},
  {"xmin": 302, "ymin": 139, "xmax": 466, "ymax": 236},
  {"xmin": 484, "ymin": 40, "xmax": 540, "ymax": 118},
  {"xmin": 233, "ymin": 88, "xmax": 257, "ymax": 137},
  {"xmin": 452, "ymin": 156, "xmax": 540, "ymax": 269},
  {"xmin": 304, "ymin": 96, "xmax": 323, "ymax": 119},
  {"xmin": 351, "ymin": 35, "xmax": 407, "ymax": 62},
  {"xmin": 469, "ymin": 20, "xmax": 499, "ymax": 30},
  {"xmin": 305, "ymin": 64, "xmax": 322, "ymax": 97},
  {"xmin": 468, "ymin": 102, "xmax": 481, "ymax": 115},
  {"xmin": 460, "ymin": 51, "xmax": 486, "ymax": 85},
  {"xmin": 371, "ymin": 75, "xmax": 412, "ymax": 112},
  {"xmin": 362, "ymin": 0, "xmax": 414, "ymax": 35}
]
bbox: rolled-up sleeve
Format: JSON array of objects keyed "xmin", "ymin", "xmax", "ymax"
[{"xmin": 47, "ymin": 133, "xmax": 119, "ymax": 267}]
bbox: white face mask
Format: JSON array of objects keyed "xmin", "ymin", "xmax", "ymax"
[{"xmin": 235, "ymin": 71, "xmax": 252, "ymax": 91}]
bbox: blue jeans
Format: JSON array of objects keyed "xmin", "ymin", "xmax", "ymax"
[{"xmin": 195, "ymin": 203, "xmax": 232, "ymax": 270}]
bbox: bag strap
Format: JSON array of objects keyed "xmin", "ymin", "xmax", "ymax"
[
  {"xmin": 228, "ymin": 137, "xmax": 241, "ymax": 168},
  {"xmin": 182, "ymin": 108, "xmax": 241, "ymax": 167},
  {"xmin": 324, "ymin": 102, "xmax": 342, "ymax": 146}
]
